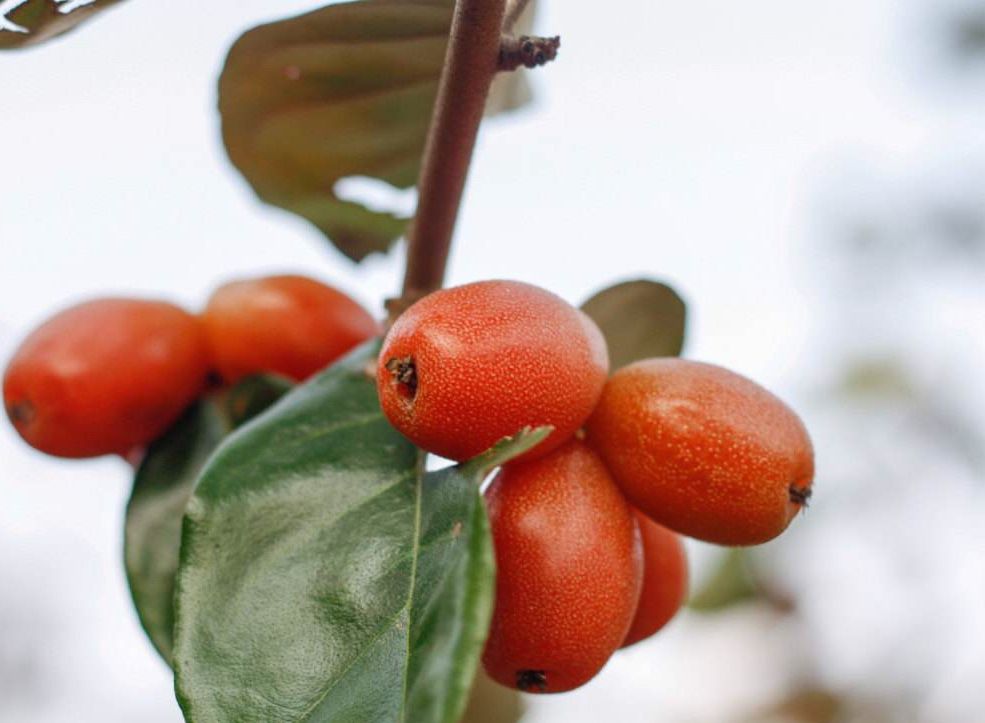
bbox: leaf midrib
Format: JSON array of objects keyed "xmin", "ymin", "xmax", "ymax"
[
  {"xmin": 293, "ymin": 454, "xmax": 426, "ymax": 723},
  {"xmin": 397, "ymin": 454, "xmax": 425, "ymax": 722}
]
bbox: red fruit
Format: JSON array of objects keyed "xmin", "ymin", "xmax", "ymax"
[
  {"xmin": 482, "ymin": 441, "xmax": 642, "ymax": 693},
  {"xmin": 3, "ymin": 298, "xmax": 209, "ymax": 458},
  {"xmin": 377, "ymin": 280, "xmax": 608, "ymax": 461},
  {"xmin": 202, "ymin": 274, "xmax": 379, "ymax": 383},
  {"xmin": 587, "ymin": 358, "xmax": 814, "ymax": 546},
  {"xmin": 621, "ymin": 511, "xmax": 688, "ymax": 647}
]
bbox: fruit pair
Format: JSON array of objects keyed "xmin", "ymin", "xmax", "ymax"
[
  {"xmin": 482, "ymin": 440, "xmax": 689, "ymax": 693},
  {"xmin": 375, "ymin": 279, "xmax": 813, "ymax": 693},
  {"xmin": 3, "ymin": 275, "xmax": 377, "ymax": 458}
]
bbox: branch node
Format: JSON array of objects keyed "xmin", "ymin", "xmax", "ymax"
[{"xmin": 498, "ymin": 35, "xmax": 561, "ymax": 72}]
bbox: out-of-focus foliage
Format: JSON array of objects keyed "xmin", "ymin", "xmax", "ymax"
[
  {"xmin": 220, "ymin": 0, "xmax": 537, "ymax": 263},
  {"xmin": 0, "ymin": 0, "xmax": 123, "ymax": 50},
  {"xmin": 688, "ymin": 549, "xmax": 760, "ymax": 613},
  {"xmin": 581, "ymin": 279, "xmax": 687, "ymax": 370},
  {"xmin": 744, "ymin": 688, "xmax": 844, "ymax": 723},
  {"xmin": 948, "ymin": 7, "xmax": 985, "ymax": 61}
]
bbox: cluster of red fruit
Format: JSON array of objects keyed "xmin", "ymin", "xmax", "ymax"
[
  {"xmin": 376, "ymin": 280, "xmax": 815, "ymax": 694},
  {"xmin": 3, "ymin": 276, "xmax": 813, "ymax": 699},
  {"xmin": 2, "ymin": 275, "xmax": 379, "ymax": 458}
]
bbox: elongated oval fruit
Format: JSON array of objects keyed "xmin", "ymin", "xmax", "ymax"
[
  {"xmin": 377, "ymin": 280, "xmax": 609, "ymax": 461},
  {"xmin": 202, "ymin": 274, "xmax": 379, "ymax": 383},
  {"xmin": 482, "ymin": 440, "xmax": 642, "ymax": 693},
  {"xmin": 621, "ymin": 511, "xmax": 688, "ymax": 647},
  {"xmin": 587, "ymin": 358, "xmax": 814, "ymax": 546},
  {"xmin": 3, "ymin": 298, "xmax": 209, "ymax": 458}
]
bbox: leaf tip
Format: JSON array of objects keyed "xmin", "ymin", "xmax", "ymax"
[{"xmin": 463, "ymin": 425, "xmax": 553, "ymax": 476}]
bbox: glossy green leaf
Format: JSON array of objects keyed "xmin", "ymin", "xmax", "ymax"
[
  {"xmin": 0, "ymin": 0, "xmax": 123, "ymax": 50},
  {"xmin": 124, "ymin": 375, "xmax": 292, "ymax": 663},
  {"xmin": 581, "ymin": 279, "xmax": 687, "ymax": 370},
  {"xmin": 173, "ymin": 342, "xmax": 547, "ymax": 723},
  {"xmin": 219, "ymin": 0, "xmax": 533, "ymax": 263}
]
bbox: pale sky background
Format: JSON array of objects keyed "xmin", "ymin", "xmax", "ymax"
[{"xmin": 2, "ymin": 0, "xmax": 984, "ymax": 721}]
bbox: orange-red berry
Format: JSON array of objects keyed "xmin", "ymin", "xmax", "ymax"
[
  {"xmin": 587, "ymin": 358, "xmax": 814, "ymax": 546},
  {"xmin": 621, "ymin": 511, "xmax": 688, "ymax": 647},
  {"xmin": 482, "ymin": 440, "xmax": 642, "ymax": 693},
  {"xmin": 377, "ymin": 280, "xmax": 608, "ymax": 461},
  {"xmin": 3, "ymin": 298, "xmax": 209, "ymax": 458},
  {"xmin": 201, "ymin": 274, "xmax": 379, "ymax": 383}
]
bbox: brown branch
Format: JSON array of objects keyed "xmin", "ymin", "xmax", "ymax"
[
  {"xmin": 396, "ymin": 0, "xmax": 507, "ymax": 315},
  {"xmin": 498, "ymin": 34, "xmax": 560, "ymax": 71}
]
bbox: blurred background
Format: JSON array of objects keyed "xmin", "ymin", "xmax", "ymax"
[{"xmin": 2, "ymin": 0, "xmax": 984, "ymax": 721}]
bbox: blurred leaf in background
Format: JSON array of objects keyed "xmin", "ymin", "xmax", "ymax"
[
  {"xmin": 220, "ymin": 0, "xmax": 536, "ymax": 263},
  {"xmin": 688, "ymin": 548, "xmax": 761, "ymax": 614},
  {"xmin": 0, "ymin": 0, "xmax": 123, "ymax": 50},
  {"xmin": 581, "ymin": 279, "xmax": 687, "ymax": 370}
]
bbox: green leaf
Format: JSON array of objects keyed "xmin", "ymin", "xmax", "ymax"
[
  {"xmin": 124, "ymin": 375, "xmax": 292, "ymax": 663},
  {"xmin": 0, "ymin": 0, "xmax": 123, "ymax": 50},
  {"xmin": 220, "ymin": 373, "xmax": 295, "ymax": 428},
  {"xmin": 688, "ymin": 548, "xmax": 759, "ymax": 613},
  {"xmin": 173, "ymin": 342, "xmax": 545, "ymax": 722},
  {"xmin": 581, "ymin": 279, "xmax": 687, "ymax": 370},
  {"xmin": 219, "ymin": 0, "xmax": 531, "ymax": 263},
  {"xmin": 219, "ymin": 1, "xmax": 449, "ymax": 263}
]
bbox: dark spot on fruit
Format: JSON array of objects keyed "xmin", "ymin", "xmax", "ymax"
[
  {"xmin": 789, "ymin": 485, "xmax": 812, "ymax": 507},
  {"xmin": 386, "ymin": 356, "xmax": 418, "ymax": 400},
  {"xmin": 205, "ymin": 370, "xmax": 224, "ymax": 389},
  {"xmin": 7, "ymin": 400, "xmax": 35, "ymax": 426},
  {"xmin": 516, "ymin": 669, "xmax": 548, "ymax": 692}
]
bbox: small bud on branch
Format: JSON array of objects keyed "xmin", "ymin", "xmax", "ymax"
[{"xmin": 498, "ymin": 35, "xmax": 561, "ymax": 71}]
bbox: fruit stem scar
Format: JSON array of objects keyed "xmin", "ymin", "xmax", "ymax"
[
  {"xmin": 516, "ymin": 669, "xmax": 548, "ymax": 692},
  {"xmin": 7, "ymin": 400, "xmax": 35, "ymax": 426},
  {"xmin": 386, "ymin": 356, "xmax": 418, "ymax": 399},
  {"xmin": 789, "ymin": 485, "xmax": 812, "ymax": 507}
]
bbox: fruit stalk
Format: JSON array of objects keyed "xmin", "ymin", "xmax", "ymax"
[{"xmin": 397, "ymin": 0, "xmax": 506, "ymax": 313}]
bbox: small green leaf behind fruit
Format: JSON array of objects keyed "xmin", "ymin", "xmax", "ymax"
[
  {"xmin": 124, "ymin": 374, "xmax": 292, "ymax": 663},
  {"xmin": 581, "ymin": 279, "xmax": 687, "ymax": 370},
  {"xmin": 172, "ymin": 342, "xmax": 543, "ymax": 723},
  {"xmin": 0, "ymin": 0, "xmax": 123, "ymax": 50},
  {"xmin": 219, "ymin": 0, "xmax": 533, "ymax": 264},
  {"xmin": 688, "ymin": 548, "xmax": 759, "ymax": 613}
]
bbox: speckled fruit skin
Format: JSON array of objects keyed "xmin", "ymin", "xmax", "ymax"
[
  {"xmin": 202, "ymin": 274, "xmax": 380, "ymax": 383},
  {"xmin": 482, "ymin": 440, "xmax": 643, "ymax": 693},
  {"xmin": 621, "ymin": 511, "xmax": 688, "ymax": 647},
  {"xmin": 376, "ymin": 280, "xmax": 608, "ymax": 462},
  {"xmin": 3, "ymin": 298, "xmax": 209, "ymax": 459},
  {"xmin": 587, "ymin": 358, "xmax": 814, "ymax": 546}
]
